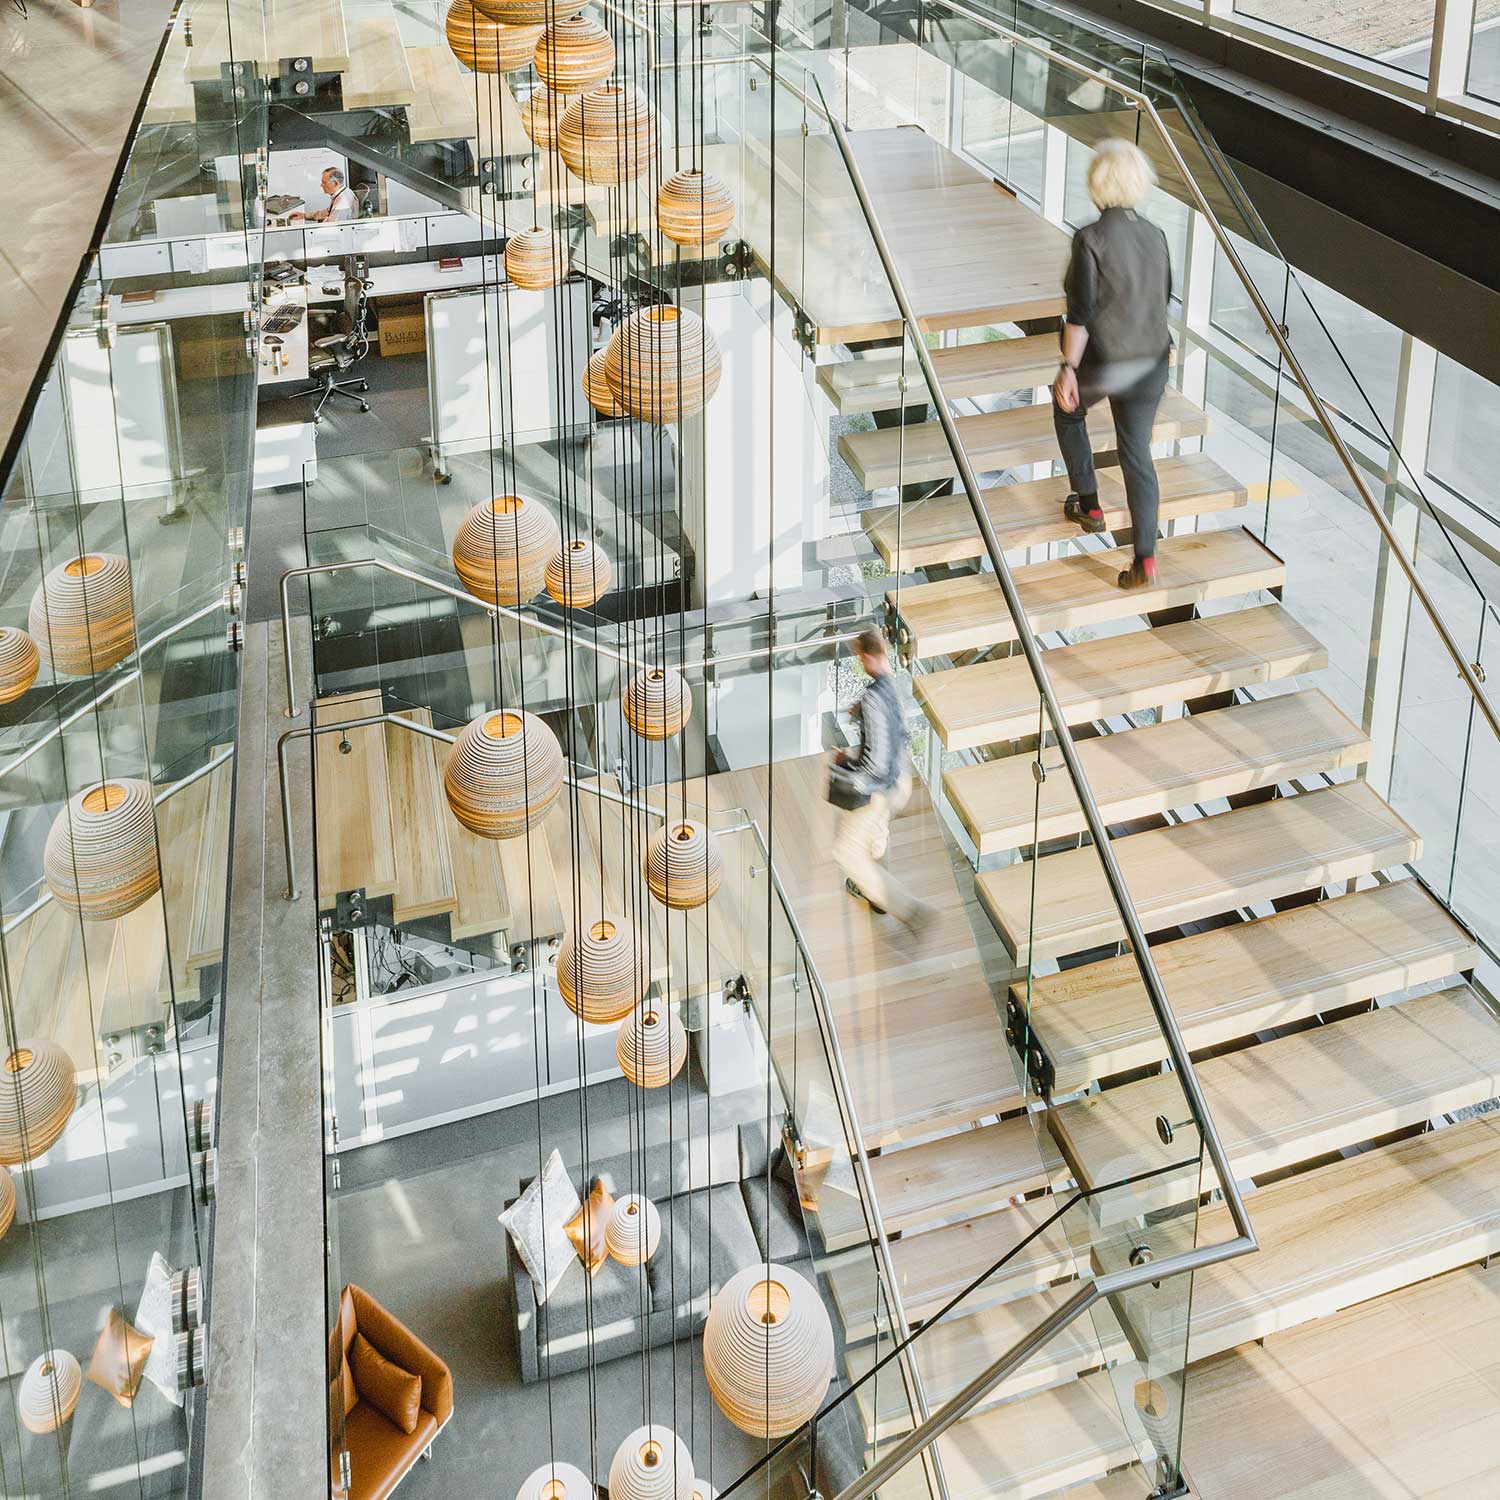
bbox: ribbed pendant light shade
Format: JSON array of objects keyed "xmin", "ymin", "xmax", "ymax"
[
  {"xmin": 453, "ymin": 494, "xmax": 561, "ymax": 605},
  {"xmin": 0, "ymin": 627, "xmax": 40, "ymax": 703},
  {"xmin": 603, "ymin": 306, "xmax": 722, "ymax": 423},
  {"xmin": 28, "ymin": 553, "xmax": 136, "ymax": 677},
  {"xmin": 0, "ymin": 1169, "xmax": 14, "ymax": 1240},
  {"xmin": 656, "ymin": 169, "xmax": 735, "ymax": 246},
  {"xmin": 44, "ymin": 779, "xmax": 161, "ymax": 921},
  {"xmin": 445, "ymin": 0, "xmax": 541, "ymax": 72},
  {"xmin": 521, "ymin": 85, "xmax": 563, "ymax": 149},
  {"xmin": 604, "ymin": 1194, "xmax": 661, "ymax": 1264},
  {"xmin": 608, "ymin": 1425, "xmax": 692, "ymax": 1500},
  {"xmin": 557, "ymin": 85, "xmax": 658, "ymax": 186},
  {"xmin": 616, "ymin": 1003, "xmax": 686, "ymax": 1088},
  {"xmin": 473, "ymin": 0, "xmax": 586, "ymax": 23},
  {"xmin": 0, "ymin": 1041, "xmax": 77, "ymax": 1165},
  {"xmin": 691, "ymin": 1485, "xmax": 718, "ymax": 1500},
  {"xmin": 644, "ymin": 819, "xmax": 722, "ymax": 910},
  {"xmin": 533, "ymin": 16, "xmax": 615, "ymax": 94},
  {"xmin": 444, "ymin": 710, "xmax": 565, "ymax": 839},
  {"xmin": 557, "ymin": 917, "xmax": 642, "ymax": 1023},
  {"xmin": 582, "ymin": 351, "xmax": 625, "ymax": 416},
  {"xmin": 545, "ymin": 538, "xmax": 613, "ymax": 607},
  {"xmin": 517, "ymin": 1461, "xmax": 595, "ymax": 1500},
  {"xmin": 18, "ymin": 1351, "xmax": 82, "ymax": 1434},
  {"xmin": 623, "ymin": 666, "xmax": 691, "ymax": 741},
  {"xmin": 505, "ymin": 226, "xmax": 571, "ymax": 289},
  {"xmin": 702, "ymin": 1263, "xmax": 835, "ymax": 1438}
]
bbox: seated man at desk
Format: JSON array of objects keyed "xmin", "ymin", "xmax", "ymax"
[{"xmin": 290, "ymin": 167, "xmax": 359, "ymax": 224}]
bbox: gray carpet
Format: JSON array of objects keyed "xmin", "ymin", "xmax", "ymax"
[{"xmin": 331, "ymin": 1067, "xmax": 861, "ymax": 1500}]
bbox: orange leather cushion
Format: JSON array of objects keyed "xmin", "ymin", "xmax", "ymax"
[
  {"xmin": 343, "ymin": 1401, "xmax": 438, "ymax": 1500},
  {"xmin": 86, "ymin": 1307, "xmax": 154, "ymax": 1407},
  {"xmin": 349, "ymin": 1332, "xmax": 421, "ymax": 1435},
  {"xmin": 565, "ymin": 1177, "xmax": 614, "ymax": 1275}
]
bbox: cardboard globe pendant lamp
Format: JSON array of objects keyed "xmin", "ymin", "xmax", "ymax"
[
  {"xmin": 0, "ymin": 627, "xmax": 39, "ymax": 704},
  {"xmin": 603, "ymin": 306, "xmax": 722, "ymax": 423},
  {"xmin": 604, "ymin": 1193, "xmax": 660, "ymax": 1265},
  {"xmin": 18, "ymin": 1351, "xmax": 82, "ymax": 1435},
  {"xmin": 0, "ymin": 1168, "xmax": 14, "ymax": 1240},
  {"xmin": 0, "ymin": 1041, "xmax": 77, "ymax": 1166},
  {"xmin": 516, "ymin": 1461, "xmax": 595, "ymax": 1500},
  {"xmin": 545, "ymin": 537, "xmax": 612, "ymax": 607},
  {"xmin": 445, "ymin": 0, "xmax": 540, "ymax": 72},
  {"xmin": 656, "ymin": 168, "xmax": 734, "ymax": 247},
  {"xmin": 608, "ymin": 1426, "xmax": 693, "ymax": 1500},
  {"xmin": 44, "ymin": 779, "xmax": 161, "ymax": 921},
  {"xmin": 473, "ymin": 0, "xmax": 586, "ymax": 24},
  {"xmin": 581, "ymin": 350, "xmax": 624, "ymax": 417},
  {"xmin": 453, "ymin": 493, "xmax": 561, "ymax": 605},
  {"xmin": 521, "ymin": 84, "xmax": 563, "ymax": 149},
  {"xmin": 644, "ymin": 819, "xmax": 721, "ymax": 910},
  {"xmin": 557, "ymin": 85, "xmax": 658, "ymax": 187},
  {"xmin": 533, "ymin": 15, "xmax": 615, "ymax": 94},
  {"xmin": 616, "ymin": 1003, "xmax": 685, "ymax": 1088},
  {"xmin": 505, "ymin": 226, "xmax": 570, "ymax": 289},
  {"xmin": 28, "ymin": 552, "xmax": 136, "ymax": 677},
  {"xmin": 623, "ymin": 665, "xmax": 691, "ymax": 741},
  {"xmin": 703, "ymin": 1263, "xmax": 835, "ymax": 1438},
  {"xmin": 557, "ymin": 917, "xmax": 641, "ymax": 1023},
  {"xmin": 495, "ymin": 18, "xmax": 547, "ymax": 72},
  {"xmin": 444, "ymin": 710, "xmax": 565, "ymax": 839}
]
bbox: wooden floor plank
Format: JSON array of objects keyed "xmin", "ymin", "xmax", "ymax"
[
  {"xmin": 976, "ymin": 781, "xmax": 1421, "ymax": 967},
  {"xmin": 1021, "ymin": 880, "xmax": 1478, "ymax": 1094},
  {"xmin": 1053, "ymin": 985, "xmax": 1500, "ymax": 1220},
  {"xmin": 862, "ymin": 452, "xmax": 1242, "ymax": 570},
  {"xmin": 946, "ymin": 688, "xmax": 1371, "ymax": 855},
  {"xmin": 386, "ymin": 710, "xmax": 458, "ymax": 924},
  {"xmin": 840, "ymin": 387, "xmax": 1208, "ymax": 489},
  {"xmin": 893, "ymin": 528, "xmax": 1285, "ymax": 659},
  {"xmin": 915, "ymin": 604, "xmax": 1324, "ymax": 751}
]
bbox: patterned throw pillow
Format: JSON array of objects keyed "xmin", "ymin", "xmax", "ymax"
[{"xmin": 499, "ymin": 1148, "xmax": 581, "ymax": 1304}]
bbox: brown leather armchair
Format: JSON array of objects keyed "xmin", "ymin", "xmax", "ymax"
[{"xmin": 329, "ymin": 1284, "xmax": 454, "ymax": 1500}]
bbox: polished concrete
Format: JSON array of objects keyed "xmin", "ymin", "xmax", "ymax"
[{"xmin": 0, "ymin": 0, "xmax": 176, "ymax": 462}]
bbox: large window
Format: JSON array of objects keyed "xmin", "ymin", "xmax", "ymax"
[
  {"xmin": 1468, "ymin": 4, "xmax": 1500, "ymax": 101},
  {"xmin": 1232, "ymin": 0, "xmax": 1435, "ymax": 78},
  {"xmin": 1428, "ymin": 357, "xmax": 1500, "ymax": 520}
]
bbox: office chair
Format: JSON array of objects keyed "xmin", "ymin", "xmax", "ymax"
[{"xmin": 296, "ymin": 271, "xmax": 373, "ymax": 424}]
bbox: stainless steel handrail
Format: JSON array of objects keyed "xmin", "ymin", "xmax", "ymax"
[
  {"xmin": 926, "ymin": 0, "xmax": 1500, "ymax": 743},
  {"xmin": 281, "ymin": 704, "xmax": 947, "ymax": 1494},
  {"xmin": 279, "ymin": 559, "xmax": 867, "ymax": 717}
]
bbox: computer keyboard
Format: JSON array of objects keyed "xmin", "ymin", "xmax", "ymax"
[{"xmin": 262, "ymin": 302, "xmax": 306, "ymax": 335}]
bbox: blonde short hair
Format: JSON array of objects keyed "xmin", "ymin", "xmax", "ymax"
[{"xmin": 1087, "ymin": 139, "xmax": 1156, "ymax": 211}]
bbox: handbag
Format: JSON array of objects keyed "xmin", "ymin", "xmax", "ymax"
[{"xmin": 826, "ymin": 760, "xmax": 870, "ymax": 812}]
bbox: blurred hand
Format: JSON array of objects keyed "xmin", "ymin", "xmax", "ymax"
[
  {"xmin": 832, "ymin": 749, "xmax": 846, "ymax": 766},
  {"xmin": 1053, "ymin": 366, "xmax": 1079, "ymax": 413}
]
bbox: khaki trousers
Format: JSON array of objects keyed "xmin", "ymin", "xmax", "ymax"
[{"xmin": 833, "ymin": 771, "xmax": 915, "ymax": 920}]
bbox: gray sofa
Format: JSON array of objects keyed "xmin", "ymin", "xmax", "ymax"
[{"xmin": 505, "ymin": 1122, "xmax": 810, "ymax": 1381}]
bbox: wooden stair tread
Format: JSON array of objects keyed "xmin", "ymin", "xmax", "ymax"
[
  {"xmin": 315, "ymin": 691, "xmax": 398, "ymax": 908},
  {"xmin": 1053, "ymin": 985, "xmax": 1500, "ymax": 1218},
  {"xmin": 849, "ymin": 1289, "xmax": 1129, "ymax": 1440},
  {"xmin": 827, "ymin": 1200, "xmax": 1079, "ymax": 1342},
  {"xmin": 863, "ymin": 452, "xmax": 1241, "ymax": 570},
  {"xmin": 185, "ymin": 0, "xmax": 351, "ymax": 81},
  {"xmin": 1020, "ymin": 880, "xmax": 1477, "ymax": 1094},
  {"xmin": 840, "ymin": 387, "xmax": 1208, "ymax": 490},
  {"xmin": 916, "ymin": 603, "xmax": 1324, "ymax": 750},
  {"xmin": 947, "ymin": 688, "xmax": 1371, "ymax": 855},
  {"xmin": 819, "ymin": 333, "xmax": 1065, "ymax": 415},
  {"xmin": 156, "ymin": 769, "xmax": 210, "ymax": 993},
  {"xmin": 880, "ymin": 1370, "xmax": 1139, "ymax": 1500},
  {"xmin": 186, "ymin": 752, "xmax": 234, "ymax": 972},
  {"xmin": 1126, "ymin": 1115, "xmax": 1500, "ymax": 1365},
  {"xmin": 342, "ymin": 16, "xmax": 417, "ymax": 111},
  {"xmin": 405, "ymin": 45, "xmax": 480, "ymax": 143},
  {"xmin": 892, "ymin": 528, "xmax": 1284, "ymax": 658},
  {"xmin": 386, "ymin": 711, "xmax": 459, "ymax": 924},
  {"xmin": 977, "ymin": 780, "xmax": 1421, "ymax": 967}
]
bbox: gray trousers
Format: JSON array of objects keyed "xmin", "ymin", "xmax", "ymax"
[{"xmin": 1052, "ymin": 354, "xmax": 1170, "ymax": 558}]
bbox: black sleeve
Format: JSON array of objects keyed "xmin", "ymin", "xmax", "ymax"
[
  {"xmin": 1063, "ymin": 234, "xmax": 1096, "ymax": 331},
  {"xmin": 1162, "ymin": 226, "xmax": 1173, "ymax": 308}
]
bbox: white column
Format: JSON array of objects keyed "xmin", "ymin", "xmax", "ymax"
[{"xmin": 1428, "ymin": 0, "xmax": 1478, "ymax": 111}]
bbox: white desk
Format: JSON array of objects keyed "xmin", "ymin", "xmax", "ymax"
[{"xmin": 258, "ymin": 286, "xmax": 310, "ymax": 385}]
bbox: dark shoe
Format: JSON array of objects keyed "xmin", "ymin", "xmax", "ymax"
[
  {"xmin": 845, "ymin": 878, "xmax": 887, "ymax": 916},
  {"xmin": 1117, "ymin": 555, "xmax": 1159, "ymax": 591},
  {"xmin": 1064, "ymin": 495, "xmax": 1107, "ymax": 534}
]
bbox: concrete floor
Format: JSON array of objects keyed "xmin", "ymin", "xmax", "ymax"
[{"xmin": 0, "ymin": 0, "xmax": 177, "ymax": 461}]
